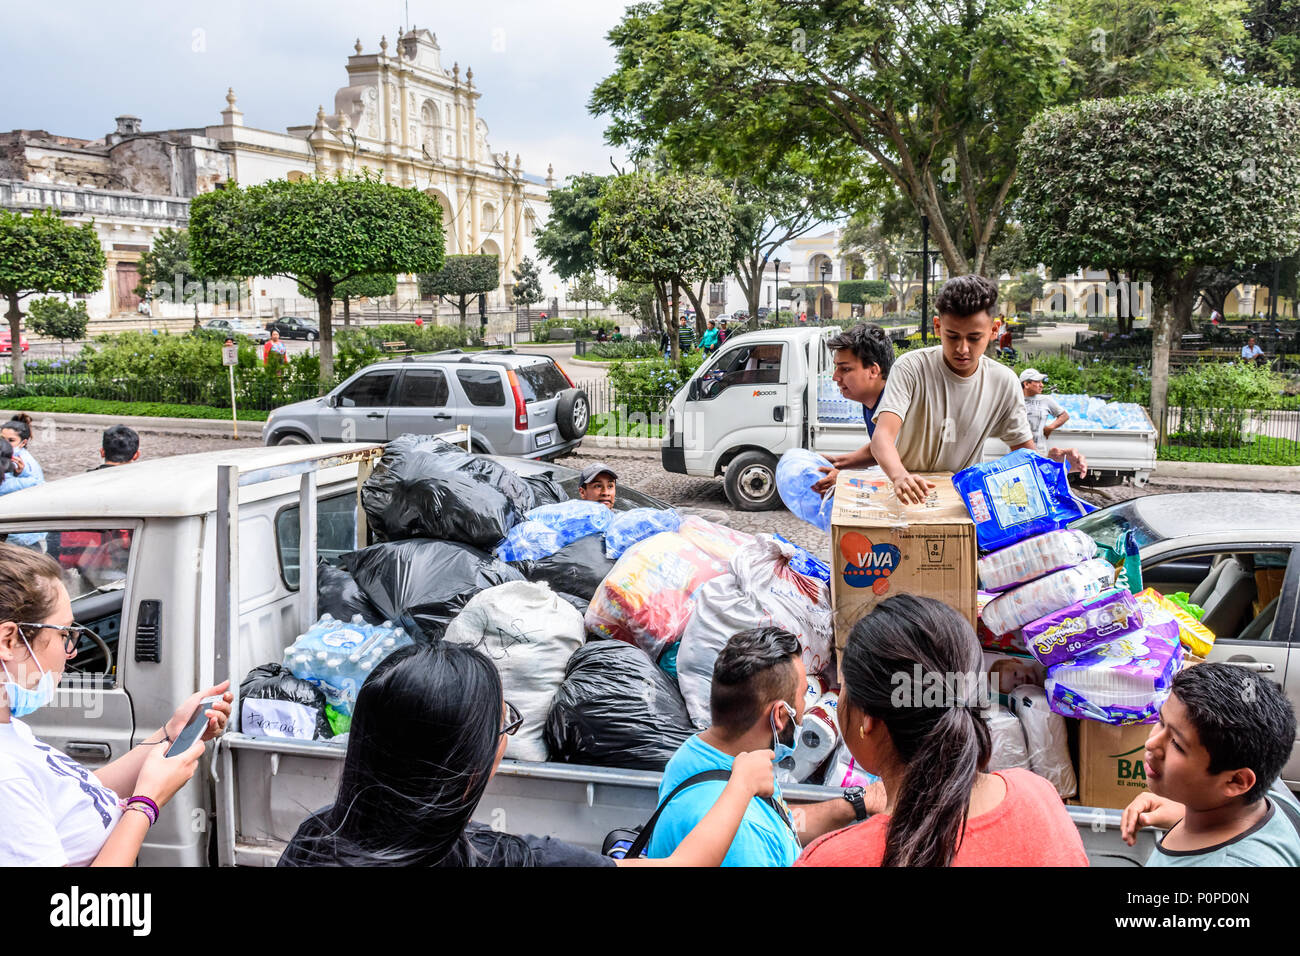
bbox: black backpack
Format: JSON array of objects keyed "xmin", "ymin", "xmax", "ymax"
[{"xmin": 602, "ymin": 769, "xmax": 794, "ymax": 860}]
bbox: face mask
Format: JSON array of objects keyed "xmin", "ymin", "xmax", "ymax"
[
  {"xmin": 770, "ymin": 701, "xmax": 799, "ymax": 770},
  {"xmin": 1, "ymin": 636, "xmax": 56, "ymax": 718}
]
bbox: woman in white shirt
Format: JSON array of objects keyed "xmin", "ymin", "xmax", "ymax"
[{"xmin": 0, "ymin": 542, "xmax": 232, "ymax": 866}]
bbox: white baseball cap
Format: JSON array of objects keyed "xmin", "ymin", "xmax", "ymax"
[{"xmin": 1019, "ymin": 368, "xmax": 1048, "ymax": 384}]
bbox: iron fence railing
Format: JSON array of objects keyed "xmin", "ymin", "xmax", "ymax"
[{"xmin": 1158, "ymin": 405, "xmax": 1300, "ymax": 465}]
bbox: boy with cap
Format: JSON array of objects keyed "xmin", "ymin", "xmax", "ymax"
[
  {"xmin": 578, "ymin": 462, "xmax": 618, "ymax": 509},
  {"xmin": 1120, "ymin": 663, "xmax": 1300, "ymax": 866},
  {"xmin": 1020, "ymin": 368, "xmax": 1069, "ymax": 449},
  {"xmin": 869, "ymin": 275, "xmax": 1086, "ymax": 504}
]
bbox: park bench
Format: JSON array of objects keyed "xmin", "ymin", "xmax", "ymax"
[
  {"xmin": 381, "ymin": 340, "xmax": 413, "ymax": 354},
  {"xmin": 484, "ymin": 335, "xmax": 508, "ymax": 349}
]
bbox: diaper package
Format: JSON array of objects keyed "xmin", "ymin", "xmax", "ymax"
[
  {"xmin": 978, "ymin": 529, "xmax": 1098, "ymax": 593},
  {"xmin": 1022, "ymin": 588, "xmax": 1144, "ymax": 668},
  {"xmin": 1045, "ymin": 626, "xmax": 1184, "ymax": 725},
  {"xmin": 1007, "ymin": 684, "xmax": 1077, "ymax": 798},
  {"xmin": 981, "ymin": 558, "xmax": 1116, "ymax": 637},
  {"xmin": 984, "ymin": 705, "xmax": 1031, "ymax": 772},
  {"xmin": 953, "ymin": 450, "xmax": 1093, "ymax": 553},
  {"xmin": 977, "ymin": 591, "xmax": 1027, "ymax": 654},
  {"xmin": 824, "ymin": 741, "xmax": 881, "ymax": 789},
  {"xmin": 1136, "ymin": 587, "xmax": 1216, "ymax": 657}
]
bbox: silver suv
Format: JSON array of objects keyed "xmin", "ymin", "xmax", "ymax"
[{"xmin": 262, "ymin": 350, "xmax": 590, "ymax": 459}]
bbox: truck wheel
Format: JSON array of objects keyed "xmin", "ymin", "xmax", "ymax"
[
  {"xmin": 724, "ymin": 450, "xmax": 780, "ymax": 511},
  {"xmin": 556, "ymin": 388, "xmax": 590, "ymax": 440}
]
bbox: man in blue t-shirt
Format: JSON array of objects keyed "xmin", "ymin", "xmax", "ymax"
[
  {"xmin": 1120, "ymin": 663, "xmax": 1300, "ymax": 866},
  {"xmin": 647, "ymin": 627, "xmax": 880, "ymax": 866},
  {"xmin": 810, "ymin": 323, "xmax": 895, "ymax": 494}
]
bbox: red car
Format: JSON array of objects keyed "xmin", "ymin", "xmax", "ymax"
[{"xmin": 0, "ymin": 331, "xmax": 30, "ymax": 355}]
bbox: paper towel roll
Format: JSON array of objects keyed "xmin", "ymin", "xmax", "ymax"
[
  {"xmin": 984, "ymin": 705, "xmax": 1030, "ymax": 772},
  {"xmin": 1008, "ymin": 684, "xmax": 1077, "ymax": 798}
]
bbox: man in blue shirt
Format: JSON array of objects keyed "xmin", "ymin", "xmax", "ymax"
[
  {"xmin": 811, "ymin": 323, "xmax": 894, "ymax": 494},
  {"xmin": 647, "ymin": 627, "xmax": 879, "ymax": 866}
]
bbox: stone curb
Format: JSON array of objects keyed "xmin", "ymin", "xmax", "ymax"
[
  {"xmin": 1151, "ymin": 460, "xmax": 1300, "ymax": 483},
  {"xmin": 582, "ymin": 434, "xmax": 660, "ymax": 451},
  {"xmin": 0, "ymin": 409, "xmax": 264, "ymax": 438}
]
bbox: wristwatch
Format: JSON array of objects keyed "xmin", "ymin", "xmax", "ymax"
[{"xmin": 842, "ymin": 785, "xmax": 868, "ymax": 822}]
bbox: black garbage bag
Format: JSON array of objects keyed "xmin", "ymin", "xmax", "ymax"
[
  {"xmin": 316, "ymin": 559, "xmax": 382, "ymax": 624},
  {"xmin": 459, "ymin": 456, "xmax": 568, "ymax": 512},
  {"xmin": 361, "ymin": 434, "xmax": 521, "ymax": 548},
  {"xmin": 340, "ymin": 538, "xmax": 525, "ymax": 642},
  {"xmin": 510, "ymin": 533, "xmax": 615, "ymax": 603},
  {"xmin": 239, "ymin": 663, "xmax": 333, "ymax": 740},
  {"xmin": 545, "ymin": 642, "xmax": 696, "ymax": 771}
]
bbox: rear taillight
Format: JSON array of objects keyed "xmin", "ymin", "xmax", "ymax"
[{"xmin": 506, "ymin": 370, "xmax": 529, "ymax": 430}]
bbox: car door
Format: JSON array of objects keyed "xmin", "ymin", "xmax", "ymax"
[
  {"xmin": 682, "ymin": 341, "xmax": 793, "ymax": 473},
  {"xmin": 455, "ymin": 366, "xmax": 511, "ymax": 451},
  {"xmin": 318, "ymin": 368, "xmax": 397, "ymax": 441},
  {"xmin": 1142, "ymin": 543, "xmax": 1299, "ymax": 782},
  {"xmin": 809, "ymin": 333, "xmax": 869, "ymax": 458},
  {"xmin": 386, "ymin": 367, "xmax": 458, "ymax": 440}
]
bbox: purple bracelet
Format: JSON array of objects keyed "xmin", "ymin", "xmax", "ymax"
[{"xmin": 125, "ymin": 795, "xmax": 160, "ymax": 826}]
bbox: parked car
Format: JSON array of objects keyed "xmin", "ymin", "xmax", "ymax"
[
  {"xmin": 262, "ymin": 349, "xmax": 590, "ymax": 459},
  {"xmin": 264, "ymin": 316, "xmax": 320, "ymax": 340},
  {"xmin": 202, "ymin": 318, "xmax": 270, "ymax": 343},
  {"xmin": 0, "ymin": 330, "xmax": 30, "ymax": 355}
]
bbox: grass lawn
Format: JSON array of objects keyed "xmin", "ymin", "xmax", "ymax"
[
  {"xmin": 589, "ymin": 412, "xmax": 664, "ymax": 439},
  {"xmin": 0, "ymin": 396, "xmax": 269, "ymax": 421},
  {"xmin": 1158, "ymin": 435, "xmax": 1300, "ymax": 466}
]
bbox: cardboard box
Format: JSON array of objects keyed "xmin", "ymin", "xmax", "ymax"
[
  {"xmin": 1077, "ymin": 718, "xmax": 1153, "ymax": 810},
  {"xmin": 830, "ymin": 470, "xmax": 978, "ymax": 653}
]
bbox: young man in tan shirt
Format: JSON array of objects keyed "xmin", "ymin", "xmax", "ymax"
[{"xmin": 870, "ymin": 275, "xmax": 1087, "ymax": 504}]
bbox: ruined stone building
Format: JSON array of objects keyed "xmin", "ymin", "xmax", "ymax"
[{"xmin": 0, "ymin": 28, "xmax": 558, "ymax": 325}]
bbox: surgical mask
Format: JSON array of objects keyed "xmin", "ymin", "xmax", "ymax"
[
  {"xmin": 1, "ymin": 636, "xmax": 56, "ymax": 718},
  {"xmin": 771, "ymin": 701, "xmax": 799, "ymax": 770}
]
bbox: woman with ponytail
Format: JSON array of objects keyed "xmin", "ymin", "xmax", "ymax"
[{"xmin": 797, "ymin": 595, "xmax": 1086, "ymax": 867}]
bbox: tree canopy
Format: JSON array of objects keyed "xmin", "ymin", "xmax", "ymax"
[
  {"xmin": 1017, "ymin": 85, "xmax": 1300, "ymax": 434},
  {"xmin": 838, "ymin": 280, "xmax": 889, "ymax": 306},
  {"xmin": 0, "ymin": 208, "xmax": 105, "ymax": 383},
  {"xmin": 189, "ymin": 171, "xmax": 444, "ymax": 381},
  {"xmin": 567, "ymin": 272, "xmax": 608, "ymax": 316},
  {"xmin": 534, "ymin": 173, "xmax": 608, "ymax": 280},
  {"xmin": 137, "ymin": 227, "xmax": 245, "ymax": 326},
  {"xmin": 27, "ymin": 297, "xmax": 90, "ymax": 354},
  {"xmin": 511, "ymin": 257, "xmax": 545, "ymax": 308},
  {"xmin": 419, "ymin": 254, "xmax": 500, "ymax": 329}
]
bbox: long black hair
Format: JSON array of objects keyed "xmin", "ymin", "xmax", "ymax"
[
  {"xmin": 304, "ymin": 641, "xmax": 527, "ymax": 866},
  {"xmin": 841, "ymin": 595, "xmax": 991, "ymax": 867}
]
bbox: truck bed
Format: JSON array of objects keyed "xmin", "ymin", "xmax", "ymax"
[{"xmin": 217, "ymin": 733, "xmax": 1157, "ymax": 867}]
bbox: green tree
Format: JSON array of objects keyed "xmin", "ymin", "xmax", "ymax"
[
  {"xmin": 567, "ymin": 272, "xmax": 608, "ymax": 317},
  {"xmin": 534, "ymin": 173, "xmax": 607, "ymax": 280},
  {"xmin": 26, "ymin": 298, "xmax": 90, "ymax": 356},
  {"xmin": 189, "ymin": 171, "xmax": 444, "ymax": 382},
  {"xmin": 136, "ymin": 227, "xmax": 246, "ymax": 328},
  {"xmin": 0, "ymin": 208, "xmax": 105, "ymax": 384},
  {"xmin": 335, "ymin": 273, "xmax": 396, "ymax": 327},
  {"xmin": 1242, "ymin": 0, "xmax": 1300, "ymax": 86},
  {"xmin": 1016, "ymin": 86, "xmax": 1300, "ymax": 437},
  {"xmin": 511, "ymin": 257, "xmax": 545, "ymax": 309},
  {"xmin": 1005, "ymin": 272, "xmax": 1046, "ymax": 311},
  {"xmin": 837, "ymin": 281, "xmax": 890, "ymax": 313},
  {"xmin": 608, "ymin": 280, "xmax": 657, "ymax": 330},
  {"xmin": 419, "ymin": 255, "xmax": 500, "ymax": 330},
  {"xmin": 592, "ymin": 173, "xmax": 736, "ymax": 360}
]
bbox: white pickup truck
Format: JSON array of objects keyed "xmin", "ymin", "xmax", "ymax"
[
  {"xmin": 0, "ymin": 443, "xmax": 1157, "ymax": 866},
  {"xmin": 661, "ymin": 327, "xmax": 1157, "ymax": 509}
]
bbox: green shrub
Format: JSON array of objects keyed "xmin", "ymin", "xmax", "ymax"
[
  {"xmin": 607, "ymin": 353, "xmax": 704, "ymax": 415},
  {"xmin": 588, "ymin": 341, "xmax": 659, "ymax": 360},
  {"xmin": 0, "ymin": 396, "xmax": 270, "ymax": 421},
  {"xmin": 532, "ymin": 317, "xmax": 617, "ymax": 342}
]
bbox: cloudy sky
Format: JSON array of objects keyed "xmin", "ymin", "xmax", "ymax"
[{"xmin": 0, "ymin": 0, "xmax": 634, "ymax": 181}]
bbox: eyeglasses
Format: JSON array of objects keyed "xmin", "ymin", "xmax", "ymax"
[
  {"xmin": 500, "ymin": 701, "xmax": 523, "ymax": 737},
  {"xmin": 17, "ymin": 622, "xmax": 93, "ymax": 655}
]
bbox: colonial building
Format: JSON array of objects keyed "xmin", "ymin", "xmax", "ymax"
[{"xmin": 0, "ymin": 28, "xmax": 558, "ymax": 324}]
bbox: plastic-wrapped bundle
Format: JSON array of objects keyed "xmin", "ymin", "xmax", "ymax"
[
  {"xmin": 978, "ymin": 529, "xmax": 1098, "ymax": 593},
  {"xmin": 773, "ymin": 533, "xmax": 831, "ymax": 582},
  {"xmin": 1022, "ymin": 588, "xmax": 1146, "ymax": 668},
  {"xmin": 524, "ymin": 500, "xmax": 613, "ymax": 540},
  {"xmin": 1136, "ymin": 587, "xmax": 1215, "ymax": 657},
  {"xmin": 776, "ymin": 448, "xmax": 836, "ymax": 533},
  {"xmin": 823, "ymin": 741, "xmax": 881, "ymax": 789},
  {"xmin": 1045, "ymin": 626, "xmax": 1184, "ymax": 725},
  {"xmin": 509, "ymin": 533, "xmax": 615, "ymax": 604},
  {"xmin": 780, "ymin": 694, "xmax": 841, "ymax": 784},
  {"xmin": 981, "ymin": 558, "xmax": 1115, "ymax": 637},
  {"xmin": 544, "ymin": 641, "xmax": 696, "ymax": 771},
  {"xmin": 340, "ymin": 539, "xmax": 525, "ymax": 642},
  {"xmin": 677, "ymin": 515, "xmax": 756, "ymax": 562},
  {"xmin": 584, "ymin": 531, "xmax": 730, "ymax": 659},
  {"xmin": 984, "ymin": 705, "xmax": 1030, "ymax": 772},
  {"xmin": 1007, "ymin": 684, "xmax": 1077, "ymax": 798},
  {"xmin": 494, "ymin": 520, "xmax": 564, "ymax": 564},
  {"xmin": 677, "ymin": 535, "xmax": 834, "ymax": 728},
  {"xmin": 976, "ymin": 592, "xmax": 1028, "ymax": 654},
  {"xmin": 283, "ymin": 614, "xmax": 415, "ymax": 717},
  {"xmin": 239, "ymin": 663, "xmax": 333, "ymax": 740},
  {"xmin": 604, "ymin": 508, "xmax": 682, "ymax": 560},
  {"xmin": 953, "ymin": 449, "xmax": 1093, "ymax": 553},
  {"xmin": 444, "ymin": 581, "xmax": 584, "ymax": 762}
]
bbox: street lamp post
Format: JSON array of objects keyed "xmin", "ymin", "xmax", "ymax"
[
  {"xmin": 773, "ymin": 258, "xmax": 780, "ymax": 326},
  {"xmin": 820, "ymin": 260, "xmax": 831, "ymax": 324}
]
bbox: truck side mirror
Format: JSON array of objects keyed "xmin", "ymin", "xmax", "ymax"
[{"xmin": 687, "ymin": 380, "xmax": 700, "ymax": 401}]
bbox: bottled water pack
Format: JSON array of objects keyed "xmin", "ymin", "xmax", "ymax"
[{"xmin": 283, "ymin": 613, "xmax": 414, "ymax": 716}]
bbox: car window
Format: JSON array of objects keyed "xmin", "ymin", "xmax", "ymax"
[
  {"xmin": 515, "ymin": 362, "xmax": 570, "ymax": 403},
  {"xmin": 1142, "ymin": 548, "xmax": 1292, "ymax": 643},
  {"xmin": 275, "ymin": 494, "xmax": 359, "ymax": 590},
  {"xmin": 339, "ymin": 370, "xmax": 397, "ymax": 407},
  {"xmin": 457, "ymin": 368, "xmax": 506, "ymax": 407},
  {"xmin": 696, "ymin": 343, "xmax": 784, "ymax": 399},
  {"xmin": 397, "ymin": 369, "xmax": 450, "ymax": 407}
]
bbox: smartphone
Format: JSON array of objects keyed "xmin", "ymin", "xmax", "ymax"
[{"xmin": 165, "ymin": 696, "xmax": 221, "ymax": 757}]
